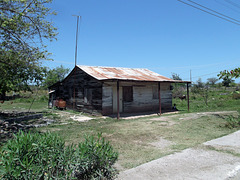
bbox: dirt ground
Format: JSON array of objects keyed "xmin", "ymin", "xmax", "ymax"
[{"xmin": 54, "ymin": 110, "xmax": 94, "ymax": 122}]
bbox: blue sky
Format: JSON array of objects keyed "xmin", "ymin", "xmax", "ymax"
[{"xmin": 44, "ymin": 0, "xmax": 240, "ymax": 83}]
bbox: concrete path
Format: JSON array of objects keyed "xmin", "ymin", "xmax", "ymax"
[
  {"xmin": 204, "ymin": 130, "xmax": 240, "ymax": 154},
  {"xmin": 117, "ymin": 131, "xmax": 240, "ymax": 180}
]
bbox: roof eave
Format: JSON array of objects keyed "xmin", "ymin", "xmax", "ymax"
[{"xmin": 99, "ymin": 78, "xmax": 191, "ymax": 83}]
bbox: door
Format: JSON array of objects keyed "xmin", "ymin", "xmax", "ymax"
[{"xmin": 113, "ymin": 86, "xmax": 123, "ymax": 113}]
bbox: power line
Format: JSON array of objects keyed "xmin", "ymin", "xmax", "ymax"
[
  {"xmin": 184, "ymin": 66, "xmax": 238, "ymax": 80},
  {"xmin": 224, "ymin": 0, "xmax": 240, "ymax": 10},
  {"xmin": 191, "ymin": 71, "xmax": 220, "ymax": 79},
  {"xmin": 186, "ymin": 0, "xmax": 240, "ymax": 23},
  {"xmin": 151, "ymin": 60, "xmax": 239, "ymax": 71},
  {"xmin": 214, "ymin": 0, "xmax": 240, "ymax": 14},
  {"xmin": 177, "ymin": 0, "xmax": 240, "ymax": 26}
]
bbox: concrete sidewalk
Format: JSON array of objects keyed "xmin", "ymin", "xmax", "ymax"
[{"xmin": 117, "ymin": 131, "xmax": 240, "ymax": 180}]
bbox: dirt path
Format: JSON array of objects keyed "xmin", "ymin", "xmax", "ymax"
[{"xmin": 54, "ymin": 111, "xmax": 93, "ymax": 122}]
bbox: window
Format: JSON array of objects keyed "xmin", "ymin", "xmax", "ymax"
[{"xmin": 123, "ymin": 86, "xmax": 133, "ymax": 102}]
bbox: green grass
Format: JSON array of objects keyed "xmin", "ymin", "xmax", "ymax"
[
  {"xmin": 173, "ymin": 87, "xmax": 240, "ymax": 113},
  {"xmin": 2, "ymin": 87, "xmax": 240, "ymax": 170},
  {"xmin": 39, "ymin": 112, "xmax": 240, "ymax": 170},
  {"xmin": 0, "ymin": 101, "xmax": 48, "ymax": 112},
  {"xmin": 0, "ymin": 90, "xmax": 49, "ymax": 112}
]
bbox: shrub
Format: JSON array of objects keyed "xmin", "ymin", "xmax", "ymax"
[
  {"xmin": 0, "ymin": 131, "xmax": 69, "ymax": 179},
  {"xmin": 232, "ymin": 91, "xmax": 240, "ymax": 99},
  {"xmin": 191, "ymin": 85, "xmax": 200, "ymax": 94},
  {"xmin": 74, "ymin": 134, "xmax": 119, "ymax": 179},
  {"xmin": 224, "ymin": 116, "xmax": 240, "ymax": 129},
  {"xmin": 0, "ymin": 131, "xmax": 118, "ymax": 180},
  {"xmin": 172, "ymin": 86, "xmax": 185, "ymax": 98},
  {"xmin": 38, "ymin": 95, "xmax": 48, "ymax": 102}
]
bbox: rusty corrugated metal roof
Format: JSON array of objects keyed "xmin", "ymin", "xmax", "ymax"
[{"xmin": 77, "ymin": 65, "xmax": 190, "ymax": 83}]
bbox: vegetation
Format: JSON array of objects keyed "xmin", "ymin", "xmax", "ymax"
[
  {"xmin": 172, "ymin": 86, "xmax": 185, "ymax": 98},
  {"xmin": 173, "ymin": 85, "xmax": 240, "ymax": 112},
  {"xmin": 38, "ymin": 111, "xmax": 240, "ymax": 170},
  {"xmin": 42, "ymin": 65, "xmax": 70, "ymax": 88},
  {"xmin": 1, "ymin": 1, "xmax": 238, "ymax": 177},
  {"xmin": 218, "ymin": 67, "xmax": 239, "ymax": 90},
  {"xmin": 171, "ymin": 73, "xmax": 182, "ymax": 80},
  {"xmin": 207, "ymin": 77, "xmax": 218, "ymax": 86},
  {"xmin": 0, "ymin": 0, "xmax": 57, "ymax": 98},
  {"xmin": 75, "ymin": 134, "xmax": 118, "ymax": 179},
  {"xmin": 219, "ymin": 67, "xmax": 240, "ymax": 79},
  {"xmin": 224, "ymin": 116, "xmax": 240, "ymax": 129},
  {"xmin": 0, "ymin": 83, "xmax": 240, "ymax": 171},
  {"xmin": 0, "ymin": 89, "xmax": 48, "ymax": 112},
  {"xmin": 222, "ymin": 76, "xmax": 234, "ymax": 88},
  {"xmin": 190, "ymin": 78, "xmax": 210, "ymax": 106},
  {"xmin": 0, "ymin": 131, "xmax": 118, "ymax": 180}
]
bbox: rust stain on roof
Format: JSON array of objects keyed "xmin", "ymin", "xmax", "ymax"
[{"xmin": 77, "ymin": 65, "xmax": 190, "ymax": 83}]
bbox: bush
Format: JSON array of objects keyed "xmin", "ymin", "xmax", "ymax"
[
  {"xmin": 0, "ymin": 131, "xmax": 68, "ymax": 179},
  {"xmin": 224, "ymin": 116, "xmax": 240, "ymax": 129},
  {"xmin": 38, "ymin": 95, "xmax": 48, "ymax": 102},
  {"xmin": 172, "ymin": 86, "xmax": 186, "ymax": 98},
  {"xmin": 232, "ymin": 91, "xmax": 240, "ymax": 99},
  {"xmin": 0, "ymin": 131, "xmax": 118, "ymax": 180},
  {"xmin": 190, "ymin": 85, "xmax": 200, "ymax": 94},
  {"xmin": 74, "ymin": 134, "xmax": 119, "ymax": 179}
]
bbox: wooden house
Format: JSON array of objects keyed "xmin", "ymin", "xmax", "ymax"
[{"xmin": 48, "ymin": 65, "xmax": 191, "ymax": 117}]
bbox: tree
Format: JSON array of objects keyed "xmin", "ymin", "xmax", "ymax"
[
  {"xmin": 196, "ymin": 78, "xmax": 204, "ymax": 88},
  {"xmin": 0, "ymin": 0, "xmax": 57, "ymax": 98},
  {"xmin": 218, "ymin": 67, "xmax": 240, "ymax": 79},
  {"xmin": 222, "ymin": 76, "xmax": 234, "ymax": 88},
  {"xmin": 201, "ymin": 83, "xmax": 210, "ymax": 106},
  {"xmin": 207, "ymin": 77, "xmax": 218, "ymax": 86},
  {"xmin": 0, "ymin": 52, "xmax": 47, "ymax": 97},
  {"xmin": 191, "ymin": 79, "xmax": 209, "ymax": 106},
  {"xmin": 171, "ymin": 73, "xmax": 185, "ymax": 89},
  {"xmin": 171, "ymin": 73, "xmax": 182, "ymax": 80},
  {"xmin": 43, "ymin": 65, "xmax": 70, "ymax": 88}
]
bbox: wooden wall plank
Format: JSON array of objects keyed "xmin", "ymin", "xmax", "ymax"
[{"xmin": 51, "ymin": 67, "xmax": 103, "ymax": 114}]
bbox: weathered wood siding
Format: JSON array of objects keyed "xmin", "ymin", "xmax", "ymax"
[
  {"xmin": 50, "ymin": 69, "xmax": 173, "ymax": 115},
  {"xmin": 122, "ymin": 82, "xmax": 172, "ymax": 113},
  {"xmin": 102, "ymin": 81, "xmax": 172, "ymax": 115},
  {"xmin": 54, "ymin": 67, "xmax": 103, "ymax": 114},
  {"xmin": 102, "ymin": 83, "xmax": 113, "ymax": 115}
]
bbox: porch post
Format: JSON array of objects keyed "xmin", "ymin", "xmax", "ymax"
[
  {"xmin": 158, "ymin": 82, "xmax": 161, "ymax": 115},
  {"xmin": 117, "ymin": 80, "xmax": 120, "ymax": 120},
  {"xmin": 187, "ymin": 82, "xmax": 190, "ymax": 112}
]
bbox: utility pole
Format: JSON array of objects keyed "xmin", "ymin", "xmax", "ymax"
[
  {"xmin": 72, "ymin": 14, "xmax": 81, "ymax": 110},
  {"xmin": 72, "ymin": 15, "xmax": 81, "ymax": 66}
]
